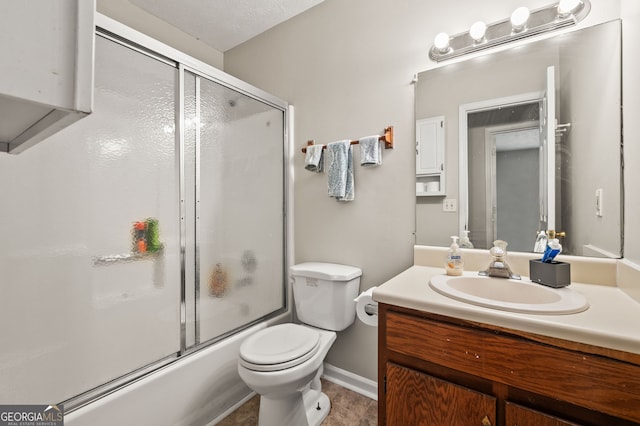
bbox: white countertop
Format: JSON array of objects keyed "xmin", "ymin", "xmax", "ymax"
[{"xmin": 373, "ymin": 265, "xmax": 640, "ymax": 356}]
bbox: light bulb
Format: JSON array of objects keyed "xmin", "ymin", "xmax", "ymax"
[
  {"xmin": 510, "ymin": 6, "xmax": 530, "ymax": 32},
  {"xmin": 557, "ymin": 0, "xmax": 581, "ymax": 17},
  {"xmin": 434, "ymin": 32, "xmax": 450, "ymax": 53},
  {"xmin": 469, "ymin": 21, "xmax": 487, "ymax": 42}
]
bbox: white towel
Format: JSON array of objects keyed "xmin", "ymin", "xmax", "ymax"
[
  {"xmin": 359, "ymin": 135, "xmax": 382, "ymax": 167},
  {"xmin": 327, "ymin": 140, "xmax": 355, "ymax": 202},
  {"xmin": 304, "ymin": 144, "xmax": 324, "ymax": 172}
]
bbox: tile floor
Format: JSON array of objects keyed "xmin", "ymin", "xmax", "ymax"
[{"xmin": 216, "ymin": 379, "xmax": 378, "ymax": 425}]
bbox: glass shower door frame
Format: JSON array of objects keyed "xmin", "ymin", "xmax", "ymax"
[
  {"xmin": 62, "ymin": 15, "xmax": 292, "ymax": 412},
  {"xmin": 179, "ymin": 64, "xmax": 291, "ymax": 354}
]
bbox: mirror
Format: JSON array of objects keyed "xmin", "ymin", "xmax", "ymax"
[{"xmin": 415, "ymin": 20, "xmax": 622, "ymax": 258}]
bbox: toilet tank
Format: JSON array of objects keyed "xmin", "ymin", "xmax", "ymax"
[{"xmin": 290, "ymin": 262, "xmax": 362, "ymax": 331}]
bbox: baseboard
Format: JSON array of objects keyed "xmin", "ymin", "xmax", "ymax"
[{"xmin": 321, "ymin": 363, "xmax": 378, "ymax": 401}]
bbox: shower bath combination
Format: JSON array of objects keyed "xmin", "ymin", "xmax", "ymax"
[{"xmin": 0, "ymin": 15, "xmax": 291, "ymax": 424}]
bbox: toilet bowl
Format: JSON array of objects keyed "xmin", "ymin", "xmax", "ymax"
[
  {"xmin": 238, "ymin": 324, "xmax": 336, "ymax": 426},
  {"xmin": 237, "ymin": 262, "xmax": 362, "ymax": 426}
]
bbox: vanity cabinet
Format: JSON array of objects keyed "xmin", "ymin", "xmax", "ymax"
[{"xmin": 378, "ymin": 303, "xmax": 640, "ymax": 426}]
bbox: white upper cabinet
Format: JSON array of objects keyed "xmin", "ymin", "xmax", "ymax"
[
  {"xmin": 416, "ymin": 116, "xmax": 446, "ymax": 196},
  {"xmin": 0, "ymin": 0, "xmax": 95, "ymax": 154},
  {"xmin": 416, "ymin": 116, "xmax": 445, "ymax": 175}
]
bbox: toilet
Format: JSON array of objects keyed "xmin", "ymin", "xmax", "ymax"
[{"xmin": 237, "ymin": 262, "xmax": 362, "ymax": 426}]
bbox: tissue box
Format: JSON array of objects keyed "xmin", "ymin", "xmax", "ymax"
[{"xmin": 529, "ymin": 259, "xmax": 571, "ymax": 288}]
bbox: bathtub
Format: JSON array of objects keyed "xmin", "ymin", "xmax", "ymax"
[{"xmin": 65, "ymin": 322, "xmax": 269, "ymax": 426}]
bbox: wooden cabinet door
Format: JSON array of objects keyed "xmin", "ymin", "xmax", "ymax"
[
  {"xmin": 505, "ymin": 402, "xmax": 582, "ymax": 426},
  {"xmin": 386, "ymin": 363, "xmax": 496, "ymax": 426}
]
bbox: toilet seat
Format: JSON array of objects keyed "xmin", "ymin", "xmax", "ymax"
[{"xmin": 239, "ymin": 324, "xmax": 320, "ymax": 372}]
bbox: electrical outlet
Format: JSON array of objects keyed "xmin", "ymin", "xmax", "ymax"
[{"xmin": 443, "ymin": 198, "xmax": 457, "ymax": 212}]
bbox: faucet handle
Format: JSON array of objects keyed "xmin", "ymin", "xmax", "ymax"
[{"xmin": 547, "ymin": 230, "xmax": 566, "ymax": 239}]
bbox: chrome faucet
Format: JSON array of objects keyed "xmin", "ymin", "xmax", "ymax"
[{"xmin": 479, "ymin": 240, "xmax": 521, "ymax": 280}]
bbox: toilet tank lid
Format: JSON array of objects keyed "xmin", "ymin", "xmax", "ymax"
[{"xmin": 290, "ymin": 262, "xmax": 362, "ymax": 281}]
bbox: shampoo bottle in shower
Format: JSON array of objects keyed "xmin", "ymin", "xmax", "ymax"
[{"xmin": 445, "ymin": 236, "xmax": 464, "ymax": 276}]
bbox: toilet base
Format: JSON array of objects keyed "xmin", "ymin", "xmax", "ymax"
[
  {"xmin": 303, "ymin": 389, "xmax": 330, "ymax": 426},
  {"xmin": 258, "ymin": 389, "xmax": 330, "ymax": 426}
]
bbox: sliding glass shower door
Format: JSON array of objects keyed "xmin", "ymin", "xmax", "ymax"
[
  {"xmin": 183, "ymin": 71, "xmax": 286, "ymax": 347},
  {"xmin": 0, "ymin": 29, "xmax": 288, "ymax": 409}
]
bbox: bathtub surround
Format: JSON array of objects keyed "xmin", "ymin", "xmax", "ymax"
[
  {"xmin": 0, "ymin": 12, "xmax": 291, "ymax": 424},
  {"xmin": 65, "ymin": 323, "xmax": 265, "ymax": 426}
]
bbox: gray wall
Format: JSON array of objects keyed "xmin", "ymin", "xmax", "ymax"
[{"xmin": 223, "ymin": 0, "xmax": 622, "ymax": 381}]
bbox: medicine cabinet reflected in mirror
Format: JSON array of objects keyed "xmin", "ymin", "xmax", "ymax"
[{"xmin": 415, "ymin": 20, "xmax": 622, "ymax": 258}]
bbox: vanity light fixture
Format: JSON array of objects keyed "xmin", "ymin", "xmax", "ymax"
[
  {"xmin": 429, "ymin": 0, "xmax": 591, "ymax": 62},
  {"xmin": 433, "ymin": 32, "xmax": 451, "ymax": 53},
  {"xmin": 469, "ymin": 21, "xmax": 487, "ymax": 43},
  {"xmin": 510, "ymin": 7, "xmax": 530, "ymax": 32},
  {"xmin": 557, "ymin": 0, "xmax": 581, "ymax": 17}
]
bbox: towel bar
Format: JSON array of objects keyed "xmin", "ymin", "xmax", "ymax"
[{"xmin": 301, "ymin": 125, "xmax": 394, "ymax": 153}]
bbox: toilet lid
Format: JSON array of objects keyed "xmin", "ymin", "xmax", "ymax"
[{"xmin": 239, "ymin": 324, "xmax": 320, "ymax": 372}]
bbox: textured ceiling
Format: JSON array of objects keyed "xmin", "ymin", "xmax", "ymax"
[{"xmin": 129, "ymin": 0, "xmax": 324, "ymax": 52}]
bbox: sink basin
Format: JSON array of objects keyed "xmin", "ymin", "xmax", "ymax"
[{"xmin": 429, "ymin": 274, "xmax": 589, "ymax": 315}]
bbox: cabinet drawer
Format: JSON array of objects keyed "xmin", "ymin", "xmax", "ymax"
[{"xmin": 386, "ymin": 310, "xmax": 640, "ymax": 423}]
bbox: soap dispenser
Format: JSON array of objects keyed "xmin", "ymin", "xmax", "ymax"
[
  {"xmin": 459, "ymin": 230, "xmax": 474, "ymax": 249},
  {"xmin": 445, "ymin": 236, "xmax": 464, "ymax": 276}
]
